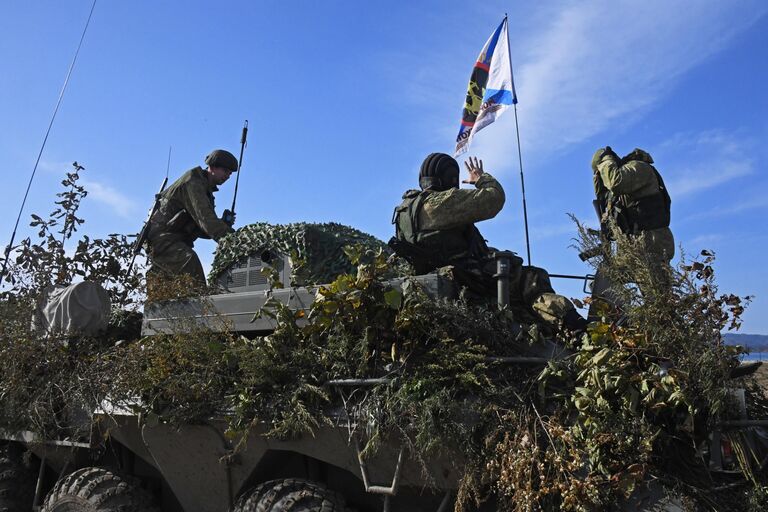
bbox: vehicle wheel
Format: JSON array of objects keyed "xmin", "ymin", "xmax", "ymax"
[
  {"xmin": 41, "ymin": 467, "xmax": 156, "ymax": 512},
  {"xmin": 619, "ymin": 479, "xmax": 685, "ymax": 512},
  {"xmin": 0, "ymin": 443, "xmax": 36, "ymax": 512},
  {"xmin": 233, "ymin": 478, "xmax": 348, "ymax": 512}
]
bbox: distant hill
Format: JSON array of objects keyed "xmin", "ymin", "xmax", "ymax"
[{"xmin": 723, "ymin": 333, "xmax": 768, "ymax": 351}]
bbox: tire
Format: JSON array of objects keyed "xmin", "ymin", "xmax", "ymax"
[
  {"xmin": 41, "ymin": 467, "xmax": 156, "ymax": 512},
  {"xmin": 233, "ymin": 478, "xmax": 348, "ymax": 512},
  {"xmin": 0, "ymin": 443, "xmax": 36, "ymax": 512},
  {"xmin": 619, "ymin": 480, "xmax": 685, "ymax": 512}
]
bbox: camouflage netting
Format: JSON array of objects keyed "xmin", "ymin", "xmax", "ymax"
[{"xmin": 209, "ymin": 222, "xmax": 410, "ymax": 285}]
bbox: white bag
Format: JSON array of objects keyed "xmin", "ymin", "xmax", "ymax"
[{"xmin": 33, "ymin": 281, "xmax": 111, "ymax": 336}]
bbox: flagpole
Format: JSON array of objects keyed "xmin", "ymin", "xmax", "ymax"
[
  {"xmin": 505, "ymin": 16, "xmax": 532, "ymax": 266},
  {"xmin": 513, "ymin": 104, "xmax": 531, "ymax": 266}
]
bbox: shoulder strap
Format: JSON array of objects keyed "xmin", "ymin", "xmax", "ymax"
[
  {"xmin": 409, "ymin": 191, "xmax": 431, "ymax": 233},
  {"xmin": 651, "ymin": 166, "xmax": 671, "ymax": 209},
  {"xmin": 392, "ymin": 190, "xmax": 430, "ymax": 243}
]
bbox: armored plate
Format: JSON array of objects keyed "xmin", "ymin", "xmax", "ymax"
[{"xmin": 142, "ymin": 273, "xmax": 456, "ymax": 335}]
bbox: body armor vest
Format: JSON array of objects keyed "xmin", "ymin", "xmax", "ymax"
[
  {"xmin": 148, "ymin": 168, "xmax": 215, "ymax": 245},
  {"xmin": 609, "ymin": 166, "xmax": 671, "ymax": 235},
  {"xmin": 391, "ymin": 189, "xmax": 490, "ymax": 274}
]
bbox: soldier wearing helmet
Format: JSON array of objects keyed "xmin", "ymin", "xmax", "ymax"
[
  {"xmin": 390, "ymin": 152, "xmax": 587, "ymax": 331},
  {"xmin": 145, "ymin": 149, "xmax": 239, "ymax": 285},
  {"xmin": 590, "ymin": 147, "xmax": 674, "ymax": 316},
  {"xmin": 591, "ymin": 146, "xmax": 674, "ymax": 263}
]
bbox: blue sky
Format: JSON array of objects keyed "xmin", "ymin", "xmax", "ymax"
[{"xmin": 2, "ymin": 1, "xmax": 767, "ymax": 333}]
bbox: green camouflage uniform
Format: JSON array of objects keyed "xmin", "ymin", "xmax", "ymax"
[
  {"xmin": 418, "ymin": 173, "xmax": 506, "ymax": 231},
  {"xmin": 393, "ymin": 173, "xmax": 577, "ymax": 325},
  {"xmin": 590, "ymin": 150, "xmax": 674, "ymax": 316},
  {"xmin": 146, "ymin": 167, "xmax": 233, "ymax": 284},
  {"xmin": 594, "ymin": 154, "xmax": 674, "ymax": 263}
]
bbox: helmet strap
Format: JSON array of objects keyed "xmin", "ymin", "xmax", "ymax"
[{"xmin": 419, "ymin": 176, "xmax": 441, "ymax": 190}]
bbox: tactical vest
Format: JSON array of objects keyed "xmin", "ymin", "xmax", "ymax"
[
  {"xmin": 391, "ymin": 189, "xmax": 490, "ymax": 274},
  {"xmin": 148, "ymin": 167, "xmax": 215, "ymax": 244},
  {"xmin": 610, "ymin": 166, "xmax": 671, "ymax": 235}
]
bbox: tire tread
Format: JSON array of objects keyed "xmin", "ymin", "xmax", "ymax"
[
  {"xmin": 233, "ymin": 478, "xmax": 347, "ymax": 512},
  {"xmin": 41, "ymin": 467, "xmax": 156, "ymax": 512}
]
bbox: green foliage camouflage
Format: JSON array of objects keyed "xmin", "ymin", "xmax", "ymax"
[
  {"xmin": 0, "ymin": 162, "xmax": 143, "ymax": 308},
  {"xmin": 2, "ymin": 176, "xmax": 767, "ymax": 511},
  {"xmin": 209, "ymin": 221, "xmax": 410, "ymax": 285}
]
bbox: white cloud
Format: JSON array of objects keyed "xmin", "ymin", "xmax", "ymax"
[
  {"xmin": 661, "ymin": 130, "xmax": 755, "ymax": 198},
  {"xmin": 530, "ymin": 221, "xmax": 577, "ymax": 241},
  {"xmin": 684, "ymin": 195, "xmax": 768, "ymax": 222},
  {"xmin": 669, "ymin": 161, "xmax": 752, "ymax": 197},
  {"xmin": 13, "ymin": 162, "xmax": 138, "ymax": 221},
  {"xmin": 81, "ymin": 180, "xmax": 137, "ymax": 219},
  {"xmin": 471, "ymin": 0, "xmax": 768, "ymax": 171},
  {"xmin": 687, "ymin": 233, "xmax": 724, "ymax": 247},
  {"xmin": 37, "ymin": 159, "xmax": 73, "ymax": 174}
]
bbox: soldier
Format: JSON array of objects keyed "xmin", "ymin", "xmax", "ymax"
[
  {"xmin": 145, "ymin": 149, "xmax": 238, "ymax": 285},
  {"xmin": 590, "ymin": 147, "xmax": 674, "ymax": 316},
  {"xmin": 390, "ymin": 152, "xmax": 587, "ymax": 331},
  {"xmin": 591, "ymin": 146, "xmax": 674, "ymax": 264}
]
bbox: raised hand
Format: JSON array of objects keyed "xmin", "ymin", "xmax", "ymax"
[{"xmin": 463, "ymin": 156, "xmax": 484, "ymax": 184}]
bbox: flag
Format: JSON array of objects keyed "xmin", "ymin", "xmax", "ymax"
[{"xmin": 454, "ymin": 17, "xmax": 517, "ymax": 157}]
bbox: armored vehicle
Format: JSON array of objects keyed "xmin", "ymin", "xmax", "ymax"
[
  {"xmin": 1, "ymin": 248, "xmax": 484, "ymax": 512},
  {"xmin": 1, "ymin": 244, "xmax": 766, "ymax": 512}
]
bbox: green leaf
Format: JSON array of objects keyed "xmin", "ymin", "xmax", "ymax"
[
  {"xmin": 574, "ymin": 396, "xmax": 593, "ymax": 411},
  {"xmin": 575, "ymin": 386, "xmax": 592, "ymax": 397},
  {"xmin": 342, "ymin": 244, "xmax": 362, "ymax": 265},
  {"xmin": 322, "ymin": 300, "xmax": 338, "ymax": 314},
  {"xmin": 384, "ymin": 288, "xmax": 402, "ymax": 310},
  {"xmin": 590, "ymin": 347, "xmax": 612, "ymax": 366}
]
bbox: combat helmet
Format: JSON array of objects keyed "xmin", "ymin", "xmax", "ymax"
[
  {"xmin": 622, "ymin": 148, "xmax": 654, "ymax": 165},
  {"xmin": 419, "ymin": 153, "xmax": 460, "ymax": 191},
  {"xmin": 591, "ymin": 146, "xmax": 617, "ymax": 173},
  {"xmin": 205, "ymin": 149, "xmax": 239, "ymax": 172}
]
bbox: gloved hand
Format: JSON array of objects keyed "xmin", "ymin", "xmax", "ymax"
[
  {"xmin": 222, "ymin": 209, "xmax": 236, "ymax": 227},
  {"xmin": 591, "ymin": 146, "xmax": 618, "ymax": 173}
]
